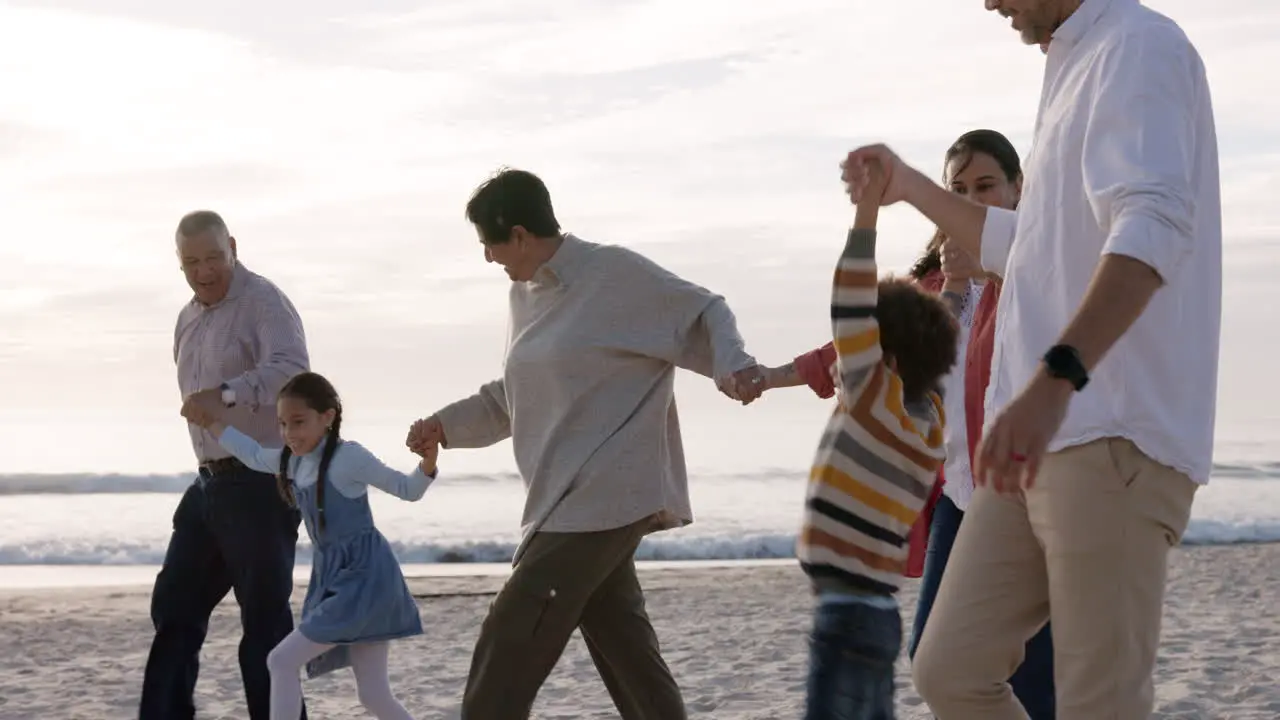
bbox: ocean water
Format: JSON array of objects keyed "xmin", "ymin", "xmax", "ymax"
[{"xmin": 1, "ymin": 464, "xmax": 1278, "ymax": 589}]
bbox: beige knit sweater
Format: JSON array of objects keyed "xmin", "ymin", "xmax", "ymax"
[{"xmin": 435, "ymin": 234, "xmax": 755, "ymax": 563}]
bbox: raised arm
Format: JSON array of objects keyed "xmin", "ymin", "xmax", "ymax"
[
  {"xmin": 223, "ymin": 284, "xmax": 309, "ymax": 410},
  {"xmin": 830, "ymin": 229, "xmax": 884, "ymax": 399},
  {"xmin": 332, "ymin": 441, "xmax": 436, "ymax": 501},
  {"xmin": 829, "ymin": 157, "xmax": 903, "ymax": 399},
  {"xmin": 216, "ymin": 425, "xmax": 284, "ymax": 475},
  {"xmin": 433, "ymin": 379, "xmax": 511, "ymax": 449},
  {"xmin": 842, "ymin": 145, "xmax": 1016, "ymax": 276}
]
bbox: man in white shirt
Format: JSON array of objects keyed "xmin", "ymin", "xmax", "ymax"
[{"xmin": 841, "ymin": 0, "xmax": 1220, "ymax": 717}]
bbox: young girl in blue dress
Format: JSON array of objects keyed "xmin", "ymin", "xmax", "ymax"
[{"xmin": 181, "ymin": 371, "xmax": 437, "ymax": 720}]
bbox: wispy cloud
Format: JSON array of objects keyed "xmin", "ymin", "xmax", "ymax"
[{"xmin": 0, "ymin": 0, "xmax": 1276, "ymax": 473}]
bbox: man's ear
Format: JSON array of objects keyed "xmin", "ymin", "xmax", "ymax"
[{"xmin": 228, "ymin": 236, "xmax": 238, "ymax": 261}]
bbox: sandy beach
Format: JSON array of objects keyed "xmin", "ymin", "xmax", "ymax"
[{"xmin": 1, "ymin": 544, "xmax": 1277, "ymax": 719}]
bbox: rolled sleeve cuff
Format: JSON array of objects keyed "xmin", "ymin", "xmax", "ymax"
[
  {"xmin": 794, "ymin": 344, "xmax": 837, "ymax": 399},
  {"xmin": 713, "ymin": 348, "xmax": 757, "ymax": 381},
  {"xmin": 979, "ymin": 206, "xmax": 1018, "ymax": 276},
  {"xmin": 1101, "ymin": 210, "xmax": 1191, "ymax": 283}
]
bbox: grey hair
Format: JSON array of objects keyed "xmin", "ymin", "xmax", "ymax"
[{"xmin": 175, "ymin": 210, "xmax": 233, "ymax": 254}]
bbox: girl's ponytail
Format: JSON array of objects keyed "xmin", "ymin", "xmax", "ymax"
[
  {"xmin": 276, "ymin": 446, "xmax": 295, "ymax": 507},
  {"xmin": 315, "ymin": 409, "xmax": 342, "ymax": 533}
]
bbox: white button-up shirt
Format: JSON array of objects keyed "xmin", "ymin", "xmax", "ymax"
[{"xmin": 979, "ymin": 0, "xmax": 1222, "ymax": 484}]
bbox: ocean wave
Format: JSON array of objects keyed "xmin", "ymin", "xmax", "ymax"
[
  {"xmin": 2, "ymin": 462, "xmax": 1277, "ymax": 495},
  {"xmin": 0, "ymin": 521, "xmax": 1275, "ymax": 566},
  {"xmin": 0, "ymin": 533, "xmax": 798, "ymax": 566},
  {"xmin": 0, "ymin": 471, "xmax": 523, "ymax": 495}
]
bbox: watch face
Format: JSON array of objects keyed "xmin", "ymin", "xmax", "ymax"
[{"xmin": 1045, "ymin": 345, "xmax": 1087, "ymax": 389}]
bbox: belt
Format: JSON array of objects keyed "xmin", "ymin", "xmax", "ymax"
[{"xmin": 198, "ymin": 457, "xmax": 246, "ymax": 475}]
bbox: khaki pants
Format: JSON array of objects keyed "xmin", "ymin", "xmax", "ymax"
[
  {"xmin": 912, "ymin": 438, "xmax": 1197, "ymax": 719},
  {"xmin": 460, "ymin": 519, "xmax": 686, "ymax": 720}
]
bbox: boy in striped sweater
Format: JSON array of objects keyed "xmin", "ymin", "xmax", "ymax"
[{"xmin": 800, "ymin": 157, "xmax": 959, "ymax": 719}]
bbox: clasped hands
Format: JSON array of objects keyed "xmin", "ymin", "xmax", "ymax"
[
  {"xmin": 841, "ymin": 143, "xmax": 1070, "ymax": 494},
  {"xmin": 405, "ymin": 416, "xmax": 445, "ymax": 459},
  {"xmin": 179, "ymin": 388, "xmax": 222, "ymax": 429},
  {"xmin": 716, "ymin": 365, "xmax": 766, "ymax": 406}
]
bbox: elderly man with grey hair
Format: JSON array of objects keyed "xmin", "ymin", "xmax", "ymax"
[{"xmin": 139, "ymin": 211, "xmax": 311, "ymax": 720}]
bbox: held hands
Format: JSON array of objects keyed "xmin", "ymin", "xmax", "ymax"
[
  {"xmin": 940, "ymin": 239, "xmax": 983, "ymax": 283},
  {"xmin": 180, "ymin": 390, "xmax": 222, "ymax": 430},
  {"xmin": 414, "ymin": 433, "xmax": 440, "ymax": 476},
  {"xmin": 406, "ymin": 416, "xmax": 444, "ymax": 452},
  {"xmin": 716, "ymin": 365, "xmax": 766, "ymax": 405},
  {"xmin": 841, "ymin": 144, "xmax": 910, "ymax": 207},
  {"xmin": 405, "ymin": 416, "xmax": 445, "ymax": 474}
]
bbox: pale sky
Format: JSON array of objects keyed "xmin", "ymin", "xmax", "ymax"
[{"xmin": 1, "ymin": 0, "xmax": 1277, "ymax": 475}]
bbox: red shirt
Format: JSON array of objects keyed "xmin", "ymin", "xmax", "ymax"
[{"xmin": 964, "ymin": 281, "xmax": 1000, "ymax": 467}]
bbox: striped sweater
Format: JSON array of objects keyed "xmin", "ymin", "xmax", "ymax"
[{"xmin": 798, "ymin": 228, "xmax": 947, "ymax": 596}]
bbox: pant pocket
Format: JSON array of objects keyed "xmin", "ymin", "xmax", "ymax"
[{"xmin": 492, "ymin": 582, "xmax": 557, "ymax": 643}]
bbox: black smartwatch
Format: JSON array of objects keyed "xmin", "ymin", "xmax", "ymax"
[{"xmin": 1042, "ymin": 344, "xmax": 1089, "ymax": 391}]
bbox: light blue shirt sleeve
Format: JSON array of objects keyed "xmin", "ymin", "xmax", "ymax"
[
  {"xmin": 217, "ymin": 425, "xmax": 284, "ymax": 475},
  {"xmin": 329, "ymin": 440, "xmax": 436, "ymax": 501}
]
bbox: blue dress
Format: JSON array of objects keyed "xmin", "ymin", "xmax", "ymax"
[{"xmin": 217, "ymin": 426, "xmax": 435, "ymax": 677}]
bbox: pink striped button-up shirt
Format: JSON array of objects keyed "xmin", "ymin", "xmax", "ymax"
[{"xmin": 174, "ymin": 263, "xmax": 309, "ymax": 463}]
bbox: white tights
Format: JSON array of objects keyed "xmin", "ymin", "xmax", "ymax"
[{"xmin": 266, "ymin": 630, "xmax": 415, "ymax": 720}]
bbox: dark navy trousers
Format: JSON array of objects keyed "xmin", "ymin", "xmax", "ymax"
[{"xmin": 139, "ymin": 463, "xmax": 304, "ymax": 720}]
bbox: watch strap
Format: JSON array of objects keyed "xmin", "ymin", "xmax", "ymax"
[{"xmin": 1043, "ymin": 344, "xmax": 1089, "ymax": 391}]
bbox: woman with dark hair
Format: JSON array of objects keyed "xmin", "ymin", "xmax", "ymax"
[{"xmin": 760, "ymin": 129, "xmax": 1056, "ymax": 719}]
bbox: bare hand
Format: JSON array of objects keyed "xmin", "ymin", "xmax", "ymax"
[
  {"xmin": 974, "ymin": 373, "xmax": 1073, "ymax": 494},
  {"xmin": 406, "ymin": 416, "xmax": 445, "ymax": 456},
  {"xmin": 415, "ymin": 431, "xmax": 440, "ymax": 476},
  {"xmin": 940, "ymin": 238, "xmax": 983, "ymax": 282},
  {"xmin": 841, "ymin": 144, "xmax": 910, "ymax": 207},
  {"xmin": 180, "ymin": 391, "xmax": 221, "ymax": 429},
  {"xmin": 717, "ymin": 365, "xmax": 766, "ymax": 405}
]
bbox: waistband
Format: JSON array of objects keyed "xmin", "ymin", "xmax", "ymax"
[{"xmin": 197, "ymin": 456, "xmax": 247, "ymax": 477}]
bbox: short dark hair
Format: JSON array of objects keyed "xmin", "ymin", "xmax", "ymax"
[
  {"xmin": 910, "ymin": 128, "xmax": 1022, "ymax": 280},
  {"xmin": 464, "ymin": 168, "xmax": 561, "ymax": 244},
  {"xmin": 875, "ymin": 278, "xmax": 959, "ymax": 403}
]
